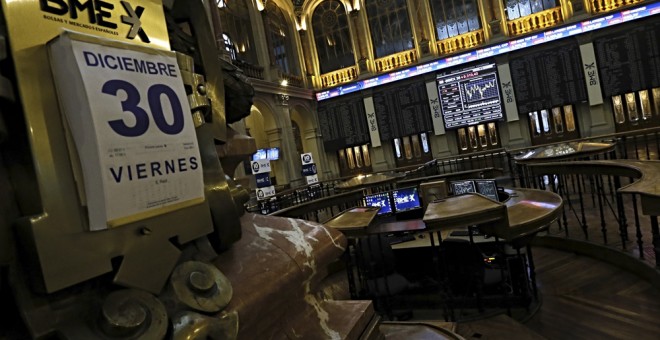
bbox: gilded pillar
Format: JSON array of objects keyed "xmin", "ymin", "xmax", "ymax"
[
  {"xmin": 298, "ymin": 30, "xmax": 316, "ymax": 84},
  {"xmin": 411, "ymin": 0, "xmax": 434, "ymax": 57},
  {"xmin": 560, "ymin": 0, "xmax": 574, "ymax": 19},
  {"xmin": 350, "ymin": 9, "xmax": 370, "ymax": 74}
]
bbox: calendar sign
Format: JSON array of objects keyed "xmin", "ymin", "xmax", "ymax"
[{"xmin": 49, "ymin": 32, "xmax": 204, "ymax": 230}]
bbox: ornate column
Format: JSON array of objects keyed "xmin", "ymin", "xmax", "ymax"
[
  {"xmin": 302, "ymin": 127, "xmax": 332, "ymax": 179},
  {"xmin": 297, "ymin": 29, "xmax": 316, "ymax": 86},
  {"xmin": 350, "ymin": 9, "xmax": 371, "ymax": 74},
  {"xmin": 272, "ymin": 94, "xmax": 304, "ymax": 187},
  {"xmin": 411, "ymin": 0, "xmax": 433, "ymax": 57}
]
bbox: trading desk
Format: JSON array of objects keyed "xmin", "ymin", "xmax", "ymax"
[{"xmin": 423, "ymin": 188, "xmax": 562, "ymax": 244}]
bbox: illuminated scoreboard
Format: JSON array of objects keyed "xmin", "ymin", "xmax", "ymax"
[{"xmin": 436, "ymin": 63, "xmax": 503, "ymax": 129}]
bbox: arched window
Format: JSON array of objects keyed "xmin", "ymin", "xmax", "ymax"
[
  {"xmin": 265, "ymin": 3, "xmax": 297, "ymax": 75},
  {"xmin": 366, "ymin": 0, "xmax": 413, "ymax": 58},
  {"xmin": 504, "ymin": 0, "xmax": 558, "ymax": 20},
  {"xmin": 429, "ymin": 0, "xmax": 481, "ymax": 41},
  {"xmin": 223, "ymin": 33, "xmax": 237, "ymax": 60},
  {"xmin": 312, "ymin": 0, "xmax": 355, "ymax": 74},
  {"xmin": 218, "ymin": 0, "xmax": 257, "ymax": 64}
]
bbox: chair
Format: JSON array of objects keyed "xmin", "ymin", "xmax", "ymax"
[
  {"xmin": 440, "ymin": 238, "xmax": 506, "ymax": 318},
  {"xmin": 355, "ymin": 234, "xmax": 412, "ymax": 320}
]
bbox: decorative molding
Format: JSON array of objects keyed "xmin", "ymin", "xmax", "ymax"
[{"xmin": 275, "ymin": 94, "xmax": 290, "ymax": 106}]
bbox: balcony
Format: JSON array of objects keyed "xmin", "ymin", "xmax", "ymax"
[
  {"xmin": 319, "ymin": 66, "xmax": 358, "ymax": 89},
  {"xmin": 590, "ymin": 0, "xmax": 645, "ymax": 13},
  {"xmin": 233, "ymin": 60, "xmax": 265, "ymax": 80},
  {"xmin": 374, "ymin": 48, "xmax": 418, "ymax": 73},
  {"xmin": 280, "ymin": 72, "xmax": 304, "ymax": 87},
  {"xmin": 436, "ymin": 29, "xmax": 485, "ymax": 55},
  {"xmin": 507, "ymin": 7, "xmax": 563, "ymax": 36}
]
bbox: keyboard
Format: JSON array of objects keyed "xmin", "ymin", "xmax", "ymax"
[
  {"xmin": 388, "ymin": 234, "xmax": 416, "ymax": 245},
  {"xmin": 449, "ymin": 230, "xmax": 482, "ymax": 237}
]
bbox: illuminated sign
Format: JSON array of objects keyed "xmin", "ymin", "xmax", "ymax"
[
  {"xmin": 437, "ymin": 63, "xmax": 503, "ymax": 129},
  {"xmin": 316, "ymin": 3, "xmax": 660, "ymax": 101}
]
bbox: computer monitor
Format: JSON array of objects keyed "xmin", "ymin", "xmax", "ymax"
[
  {"xmin": 449, "ymin": 180, "xmax": 476, "ymax": 196},
  {"xmin": 252, "ymin": 149, "xmax": 267, "ymax": 161},
  {"xmin": 364, "ymin": 192, "xmax": 393, "ymax": 215},
  {"xmin": 475, "ymin": 179, "xmax": 498, "ymax": 201},
  {"xmin": 392, "ymin": 186, "xmax": 422, "ymax": 213},
  {"xmin": 449, "ymin": 179, "xmax": 499, "ymax": 201},
  {"xmin": 267, "ymin": 147, "xmax": 280, "ymax": 160},
  {"xmin": 419, "ymin": 180, "xmax": 448, "ymax": 208}
]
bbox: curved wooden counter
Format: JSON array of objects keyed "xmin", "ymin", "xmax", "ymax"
[
  {"xmin": 526, "ymin": 159, "xmax": 660, "ymax": 216},
  {"xmin": 423, "ymin": 188, "xmax": 563, "ymax": 243},
  {"xmin": 335, "ymin": 173, "xmax": 402, "ymax": 191},
  {"xmin": 513, "ymin": 141, "xmax": 615, "ymax": 164}
]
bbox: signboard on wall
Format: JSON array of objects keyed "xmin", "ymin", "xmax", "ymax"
[
  {"xmin": 372, "ymin": 78, "xmax": 433, "ymax": 139},
  {"xmin": 250, "ymin": 159, "xmax": 272, "ymax": 174},
  {"xmin": 510, "ymin": 40, "xmax": 588, "ymax": 113},
  {"xmin": 594, "ymin": 18, "xmax": 660, "ymax": 96},
  {"xmin": 436, "ymin": 62, "xmax": 504, "ymax": 129},
  {"xmin": 317, "ymin": 94, "xmax": 370, "ymax": 152}
]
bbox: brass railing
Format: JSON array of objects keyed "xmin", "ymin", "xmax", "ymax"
[
  {"xmin": 320, "ymin": 66, "xmax": 358, "ymax": 89},
  {"xmin": 436, "ymin": 29, "xmax": 485, "ymax": 55},
  {"xmin": 589, "ymin": 0, "xmax": 645, "ymax": 13},
  {"xmin": 507, "ymin": 7, "xmax": 563, "ymax": 36},
  {"xmin": 373, "ymin": 49, "xmax": 418, "ymax": 73}
]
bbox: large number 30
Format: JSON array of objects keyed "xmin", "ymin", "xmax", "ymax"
[{"xmin": 102, "ymin": 79, "xmax": 185, "ymax": 137}]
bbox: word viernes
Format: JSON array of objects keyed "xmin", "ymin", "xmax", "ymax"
[
  {"xmin": 82, "ymin": 51, "xmax": 177, "ymax": 77},
  {"xmin": 110, "ymin": 157, "xmax": 199, "ymax": 183}
]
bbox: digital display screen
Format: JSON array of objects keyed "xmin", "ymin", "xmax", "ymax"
[
  {"xmin": 267, "ymin": 147, "xmax": 280, "ymax": 160},
  {"xmin": 253, "ymin": 148, "xmax": 280, "ymax": 161},
  {"xmin": 392, "ymin": 187, "xmax": 421, "ymax": 212},
  {"xmin": 450, "ymin": 180, "xmax": 476, "ymax": 196},
  {"xmin": 252, "ymin": 149, "xmax": 267, "ymax": 161},
  {"xmin": 315, "ymin": 3, "xmax": 660, "ymax": 101},
  {"xmin": 365, "ymin": 192, "xmax": 392, "ymax": 215},
  {"xmin": 475, "ymin": 179, "xmax": 498, "ymax": 201},
  {"xmin": 437, "ymin": 63, "xmax": 503, "ymax": 129}
]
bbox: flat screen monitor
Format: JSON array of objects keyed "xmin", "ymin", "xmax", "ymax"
[
  {"xmin": 450, "ymin": 180, "xmax": 476, "ymax": 196},
  {"xmin": 267, "ymin": 147, "xmax": 280, "ymax": 160},
  {"xmin": 436, "ymin": 62, "xmax": 503, "ymax": 129},
  {"xmin": 392, "ymin": 187, "xmax": 422, "ymax": 213},
  {"xmin": 252, "ymin": 149, "xmax": 267, "ymax": 161},
  {"xmin": 475, "ymin": 179, "xmax": 498, "ymax": 201},
  {"xmin": 364, "ymin": 192, "xmax": 393, "ymax": 215},
  {"xmin": 419, "ymin": 180, "xmax": 448, "ymax": 207}
]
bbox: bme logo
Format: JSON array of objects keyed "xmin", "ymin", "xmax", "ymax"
[{"xmin": 40, "ymin": 0, "xmax": 150, "ymax": 42}]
